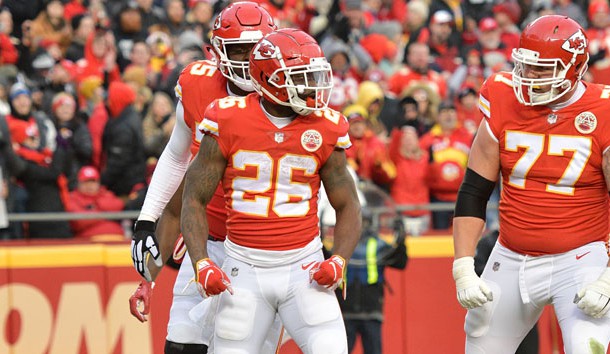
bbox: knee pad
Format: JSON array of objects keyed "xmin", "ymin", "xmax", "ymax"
[
  {"xmin": 164, "ymin": 340, "xmax": 208, "ymax": 354},
  {"xmin": 308, "ymin": 330, "xmax": 347, "ymax": 354},
  {"xmin": 215, "ymin": 289, "xmax": 256, "ymax": 341}
]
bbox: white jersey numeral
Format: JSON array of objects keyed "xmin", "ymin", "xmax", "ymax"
[
  {"xmin": 505, "ymin": 131, "xmax": 592, "ymax": 195},
  {"xmin": 231, "ymin": 151, "xmax": 317, "ymax": 217}
]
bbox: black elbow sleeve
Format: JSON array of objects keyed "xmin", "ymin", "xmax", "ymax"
[{"xmin": 454, "ymin": 168, "xmax": 496, "ymax": 220}]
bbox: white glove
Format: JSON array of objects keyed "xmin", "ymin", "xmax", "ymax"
[
  {"xmin": 575, "ymin": 267, "xmax": 610, "ymax": 318},
  {"xmin": 453, "ymin": 256, "xmax": 493, "ymax": 309}
]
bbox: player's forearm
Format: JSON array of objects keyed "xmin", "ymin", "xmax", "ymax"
[
  {"xmin": 181, "ymin": 198, "xmax": 209, "ymax": 270},
  {"xmin": 146, "ymin": 212, "xmax": 182, "ymax": 281},
  {"xmin": 453, "ymin": 216, "xmax": 486, "ymax": 259},
  {"xmin": 181, "ymin": 179, "xmax": 211, "ymax": 267},
  {"xmin": 330, "ymin": 203, "xmax": 362, "ymax": 261}
]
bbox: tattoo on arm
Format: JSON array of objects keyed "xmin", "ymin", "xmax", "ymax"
[
  {"xmin": 320, "ymin": 150, "xmax": 353, "ymax": 193},
  {"xmin": 181, "ymin": 136, "xmax": 226, "ymax": 262}
]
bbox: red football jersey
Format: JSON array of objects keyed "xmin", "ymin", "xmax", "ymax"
[
  {"xmin": 175, "ymin": 60, "xmax": 229, "ymax": 240},
  {"xmin": 480, "ymin": 72, "xmax": 610, "ymax": 255},
  {"xmin": 200, "ymin": 94, "xmax": 351, "ymax": 251}
]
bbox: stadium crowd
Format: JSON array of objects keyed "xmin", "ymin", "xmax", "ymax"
[{"xmin": 0, "ymin": 0, "xmax": 606, "ymax": 239}]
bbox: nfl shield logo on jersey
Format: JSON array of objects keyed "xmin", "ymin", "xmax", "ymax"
[
  {"xmin": 492, "ymin": 262, "xmax": 500, "ymax": 272},
  {"xmin": 231, "ymin": 267, "xmax": 239, "ymax": 277},
  {"xmin": 275, "ymin": 132, "xmax": 284, "ymax": 143}
]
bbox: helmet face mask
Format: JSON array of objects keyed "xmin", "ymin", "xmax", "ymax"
[
  {"xmin": 211, "ymin": 2, "xmax": 276, "ymax": 92},
  {"xmin": 511, "ymin": 15, "xmax": 589, "ymax": 106},
  {"xmin": 250, "ymin": 30, "xmax": 334, "ymax": 115}
]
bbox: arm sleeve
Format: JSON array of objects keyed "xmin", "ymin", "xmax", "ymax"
[{"xmin": 138, "ymin": 101, "xmax": 193, "ymax": 221}]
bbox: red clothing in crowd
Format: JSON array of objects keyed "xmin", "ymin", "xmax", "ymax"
[
  {"xmin": 87, "ymin": 101, "xmax": 108, "ymax": 169},
  {"xmin": 388, "ymin": 129, "xmax": 430, "ymax": 217},
  {"xmin": 388, "ymin": 67, "xmax": 448, "ymax": 99},
  {"xmin": 346, "ymin": 130, "xmax": 396, "ymax": 186},
  {"xmin": 456, "ymin": 103, "xmax": 482, "ymax": 136},
  {"xmin": 75, "ymin": 32, "xmax": 120, "ymax": 84},
  {"xmin": 0, "ymin": 33, "xmax": 18, "ymax": 65},
  {"xmin": 419, "ymin": 125, "xmax": 472, "ymax": 202},
  {"xmin": 66, "ymin": 186, "xmax": 125, "ymax": 238}
]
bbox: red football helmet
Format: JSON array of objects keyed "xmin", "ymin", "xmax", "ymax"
[
  {"xmin": 249, "ymin": 28, "xmax": 333, "ymax": 115},
  {"xmin": 511, "ymin": 15, "xmax": 589, "ymax": 106},
  {"xmin": 211, "ymin": 2, "xmax": 276, "ymax": 91}
]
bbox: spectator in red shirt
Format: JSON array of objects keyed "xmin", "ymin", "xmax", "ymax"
[
  {"xmin": 67, "ymin": 166, "xmax": 125, "ymax": 239},
  {"xmin": 419, "ymin": 100, "xmax": 473, "ymax": 230},
  {"xmin": 388, "ymin": 126, "xmax": 430, "ymax": 236},
  {"xmin": 389, "ymin": 42, "xmax": 448, "ymax": 99},
  {"xmin": 455, "ymin": 86, "xmax": 481, "ymax": 136},
  {"xmin": 344, "ymin": 104, "xmax": 396, "ymax": 189}
]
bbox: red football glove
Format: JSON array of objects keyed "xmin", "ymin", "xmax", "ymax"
[
  {"xmin": 129, "ymin": 281, "xmax": 155, "ymax": 322},
  {"xmin": 196, "ymin": 258, "xmax": 233, "ymax": 298},
  {"xmin": 310, "ymin": 255, "xmax": 346, "ymax": 295}
]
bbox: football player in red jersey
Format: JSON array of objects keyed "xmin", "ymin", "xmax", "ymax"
[
  {"xmin": 181, "ymin": 28, "xmax": 361, "ymax": 353},
  {"xmin": 128, "ymin": 3, "xmax": 279, "ymax": 354},
  {"xmin": 452, "ymin": 15, "xmax": 610, "ymax": 353}
]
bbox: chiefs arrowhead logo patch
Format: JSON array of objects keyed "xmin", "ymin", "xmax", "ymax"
[
  {"xmin": 252, "ymin": 39, "xmax": 279, "ymax": 60},
  {"xmin": 562, "ymin": 30, "xmax": 587, "ymax": 55}
]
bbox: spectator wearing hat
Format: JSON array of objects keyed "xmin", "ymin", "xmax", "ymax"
[
  {"xmin": 344, "ymin": 104, "xmax": 396, "ymax": 190},
  {"xmin": 459, "ymin": 18, "xmax": 511, "ymax": 78},
  {"xmin": 318, "ymin": 0, "xmax": 369, "ymax": 50},
  {"xmin": 8, "ymin": 114, "xmax": 72, "ymax": 239},
  {"xmin": 428, "ymin": 0, "xmax": 468, "ymax": 32},
  {"xmin": 359, "ymin": 32, "xmax": 398, "ymax": 74},
  {"xmin": 407, "ymin": 10, "xmax": 462, "ymax": 74},
  {"xmin": 65, "ymin": 14, "xmax": 95, "ymax": 63},
  {"xmin": 388, "ymin": 125, "xmax": 431, "ymax": 236},
  {"xmin": 101, "ymin": 80, "xmax": 146, "ymax": 198},
  {"xmin": 492, "ymin": 1, "xmax": 521, "ymax": 52},
  {"xmin": 390, "ymin": 42, "xmax": 448, "ymax": 100},
  {"xmin": 396, "ymin": 0, "xmax": 428, "ymax": 60},
  {"xmin": 355, "ymin": 80, "xmax": 402, "ymax": 138},
  {"xmin": 51, "ymin": 92, "xmax": 93, "ymax": 188},
  {"xmin": 321, "ymin": 37, "xmax": 361, "ymax": 112},
  {"xmin": 586, "ymin": 0, "xmax": 610, "ymax": 83},
  {"xmin": 400, "ymin": 82, "xmax": 441, "ymax": 134},
  {"xmin": 7, "ymin": 82, "xmax": 56, "ymax": 153},
  {"xmin": 145, "ymin": 30, "xmax": 175, "ymax": 92},
  {"xmin": 66, "ymin": 166, "xmax": 125, "ymax": 239},
  {"xmin": 39, "ymin": 59, "xmax": 78, "ymax": 116},
  {"xmin": 419, "ymin": 100, "xmax": 473, "ymax": 230},
  {"xmin": 394, "ymin": 95, "xmax": 428, "ymax": 136}
]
